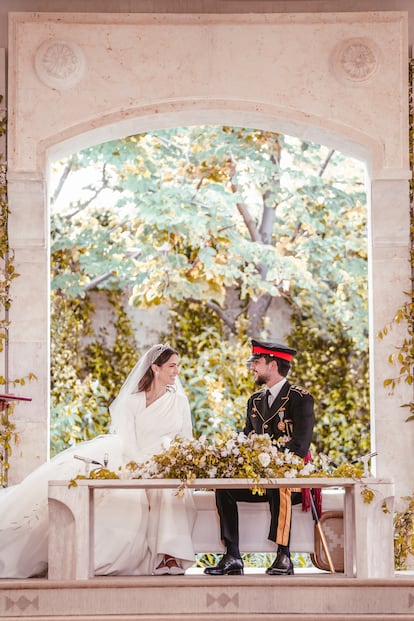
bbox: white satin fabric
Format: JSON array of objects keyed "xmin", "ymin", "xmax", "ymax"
[
  {"xmin": 111, "ymin": 388, "xmax": 196, "ymax": 572},
  {"xmin": 0, "ymin": 388, "xmax": 196, "ymax": 578}
]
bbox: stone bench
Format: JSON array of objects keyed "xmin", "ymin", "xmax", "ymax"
[
  {"xmin": 190, "ymin": 487, "xmax": 343, "ymax": 554},
  {"xmin": 48, "ymin": 477, "xmax": 395, "ymax": 580}
]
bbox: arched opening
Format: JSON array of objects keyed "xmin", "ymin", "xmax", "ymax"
[{"xmin": 47, "ymin": 119, "xmax": 370, "ymax": 468}]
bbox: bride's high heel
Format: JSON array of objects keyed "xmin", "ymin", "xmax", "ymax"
[
  {"xmin": 153, "ymin": 554, "xmax": 185, "ymax": 575},
  {"xmin": 165, "ymin": 555, "xmax": 185, "ymax": 575}
]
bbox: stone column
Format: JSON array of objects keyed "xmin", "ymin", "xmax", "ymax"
[
  {"xmin": 6, "ymin": 173, "xmax": 49, "ymax": 483},
  {"xmin": 369, "ymin": 177, "xmax": 413, "ymax": 507}
]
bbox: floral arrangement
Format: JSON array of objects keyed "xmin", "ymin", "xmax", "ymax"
[
  {"xmin": 125, "ymin": 432, "xmax": 345, "ymax": 487},
  {"xmin": 70, "ymin": 430, "xmax": 366, "ymax": 497}
]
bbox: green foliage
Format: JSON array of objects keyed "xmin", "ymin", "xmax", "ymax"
[
  {"xmin": 164, "ymin": 299, "xmax": 370, "ymax": 464},
  {"xmin": 50, "ymin": 291, "xmax": 138, "ymax": 455},
  {"xmin": 378, "ymin": 299, "xmax": 414, "ymax": 421},
  {"xmin": 83, "ymin": 291, "xmax": 139, "ymax": 396},
  {"xmin": 195, "ymin": 552, "xmax": 312, "ymax": 569},
  {"xmin": 166, "ymin": 304, "xmax": 255, "ymax": 437},
  {"xmin": 287, "ymin": 318, "xmax": 370, "ymax": 465},
  {"xmin": 394, "ymin": 492, "xmax": 414, "ymax": 570}
]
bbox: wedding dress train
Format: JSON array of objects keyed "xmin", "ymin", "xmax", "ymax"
[
  {"xmin": 0, "ymin": 346, "xmax": 196, "ymax": 578},
  {"xmin": 0, "ymin": 434, "xmax": 152, "ymax": 578}
]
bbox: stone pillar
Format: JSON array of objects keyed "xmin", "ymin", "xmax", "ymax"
[
  {"xmin": 6, "ymin": 173, "xmax": 49, "ymax": 483},
  {"xmin": 0, "ymin": 48, "xmax": 6, "ymax": 393},
  {"xmin": 369, "ymin": 177, "xmax": 413, "ymax": 507}
]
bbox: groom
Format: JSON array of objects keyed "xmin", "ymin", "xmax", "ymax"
[{"xmin": 204, "ymin": 338, "xmax": 315, "ymax": 576}]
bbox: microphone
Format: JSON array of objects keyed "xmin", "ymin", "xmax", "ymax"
[
  {"xmin": 74, "ymin": 454, "xmax": 104, "ymax": 466},
  {"xmin": 74, "ymin": 454, "xmax": 108, "ymax": 476},
  {"xmin": 351, "ymin": 451, "xmax": 378, "ymax": 477},
  {"xmin": 318, "ymin": 452, "xmax": 338, "ymax": 470},
  {"xmin": 351, "ymin": 451, "xmax": 378, "ymax": 464}
]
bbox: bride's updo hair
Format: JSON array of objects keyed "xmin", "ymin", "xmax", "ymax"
[{"xmin": 138, "ymin": 345, "xmax": 179, "ymax": 392}]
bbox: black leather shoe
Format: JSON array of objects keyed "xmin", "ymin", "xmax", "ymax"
[
  {"xmin": 204, "ymin": 554, "xmax": 244, "ymax": 575},
  {"xmin": 266, "ymin": 552, "xmax": 294, "ymax": 575}
]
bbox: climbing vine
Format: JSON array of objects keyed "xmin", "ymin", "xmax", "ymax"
[
  {"xmin": 0, "ymin": 98, "xmax": 35, "ymax": 485},
  {"xmin": 0, "ymin": 105, "xmax": 18, "ymax": 485}
]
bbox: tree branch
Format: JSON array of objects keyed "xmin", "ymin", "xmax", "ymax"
[
  {"xmin": 236, "ymin": 202, "xmax": 261, "ymax": 242},
  {"xmin": 50, "ymin": 156, "xmax": 76, "ymax": 205},
  {"xmin": 83, "ymin": 251, "xmax": 141, "ymax": 291},
  {"xmin": 187, "ymin": 297, "xmax": 237, "ymax": 332},
  {"xmin": 318, "ymin": 149, "xmax": 335, "ymax": 177}
]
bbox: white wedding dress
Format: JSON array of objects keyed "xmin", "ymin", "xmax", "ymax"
[{"xmin": 0, "ymin": 388, "xmax": 196, "ymax": 578}]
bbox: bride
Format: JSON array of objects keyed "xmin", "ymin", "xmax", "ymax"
[{"xmin": 0, "ymin": 343, "xmax": 196, "ymax": 578}]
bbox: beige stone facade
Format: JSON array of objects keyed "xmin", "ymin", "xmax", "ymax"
[{"xmin": 0, "ymin": 3, "xmax": 412, "ymax": 513}]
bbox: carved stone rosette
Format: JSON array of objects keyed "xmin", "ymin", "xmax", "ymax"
[
  {"xmin": 331, "ymin": 38, "xmax": 380, "ymax": 83},
  {"xmin": 34, "ymin": 40, "xmax": 86, "ymax": 90}
]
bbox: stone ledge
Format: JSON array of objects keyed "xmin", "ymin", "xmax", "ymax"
[{"xmin": 1, "ymin": 574, "xmax": 413, "ymax": 620}]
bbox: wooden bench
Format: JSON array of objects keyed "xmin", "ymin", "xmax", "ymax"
[{"xmin": 48, "ymin": 477, "xmax": 395, "ymax": 580}]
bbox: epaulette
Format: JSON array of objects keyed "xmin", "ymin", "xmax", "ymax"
[{"xmin": 290, "ymin": 385, "xmax": 311, "ymax": 395}]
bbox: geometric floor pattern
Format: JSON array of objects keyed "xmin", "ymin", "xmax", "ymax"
[{"xmin": 1, "ymin": 573, "xmax": 414, "ymax": 620}]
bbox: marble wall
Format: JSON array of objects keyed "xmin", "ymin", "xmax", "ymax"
[{"xmin": 2, "ymin": 11, "xmax": 413, "ymax": 507}]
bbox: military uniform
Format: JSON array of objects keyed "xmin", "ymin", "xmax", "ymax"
[
  {"xmin": 244, "ymin": 381, "xmax": 314, "ymax": 458},
  {"xmin": 206, "ymin": 340, "xmax": 315, "ymax": 576}
]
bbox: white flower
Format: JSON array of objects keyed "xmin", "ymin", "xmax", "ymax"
[
  {"xmin": 258, "ymin": 452, "xmax": 271, "ymax": 467},
  {"xmin": 125, "ymin": 430, "xmax": 321, "ymax": 485},
  {"xmin": 299, "ymin": 462, "xmax": 316, "ymax": 476},
  {"xmin": 118, "ymin": 467, "xmax": 130, "ymax": 480},
  {"xmin": 284, "ymin": 469, "xmax": 298, "ymax": 479}
]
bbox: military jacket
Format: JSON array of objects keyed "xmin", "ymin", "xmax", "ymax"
[{"xmin": 243, "ymin": 380, "xmax": 314, "ymax": 458}]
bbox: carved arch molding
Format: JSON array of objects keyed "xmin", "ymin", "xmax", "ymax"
[{"xmin": 5, "ymin": 12, "xmax": 413, "ymax": 493}]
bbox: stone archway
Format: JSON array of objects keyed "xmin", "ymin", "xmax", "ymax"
[{"xmin": 6, "ymin": 12, "xmax": 412, "ymax": 500}]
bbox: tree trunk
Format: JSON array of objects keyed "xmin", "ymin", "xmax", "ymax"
[{"xmin": 246, "ymin": 292, "xmax": 272, "ymax": 336}]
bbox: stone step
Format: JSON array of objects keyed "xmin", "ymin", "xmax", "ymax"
[{"xmin": 1, "ymin": 572, "xmax": 413, "ymax": 620}]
